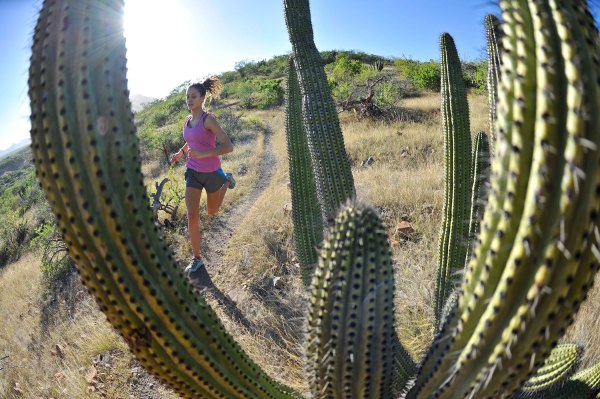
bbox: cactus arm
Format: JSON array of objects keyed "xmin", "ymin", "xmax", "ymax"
[
  {"xmin": 285, "ymin": 56, "xmax": 323, "ymax": 273},
  {"xmin": 434, "ymin": 32, "xmax": 473, "ymax": 324},
  {"xmin": 442, "ymin": 0, "xmax": 600, "ymax": 396},
  {"xmin": 406, "ymin": 4, "xmax": 520, "ymax": 390},
  {"xmin": 283, "ymin": 0, "xmax": 356, "ymax": 224},
  {"xmin": 306, "ymin": 203, "xmax": 404, "ymax": 398},
  {"xmin": 408, "ymin": 0, "xmax": 600, "ymax": 397},
  {"xmin": 28, "ymin": 1, "xmax": 302, "ymax": 398},
  {"xmin": 517, "ymin": 343, "xmax": 582, "ymax": 396},
  {"xmin": 464, "ymin": 131, "xmax": 491, "ymax": 266},
  {"xmin": 485, "ymin": 14, "xmax": 502, "ymax": 149}
]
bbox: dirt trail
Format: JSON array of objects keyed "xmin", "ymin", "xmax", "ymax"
[{"xmin": 201, "ymin": 129, "xmax": 276, "ymax": 271}]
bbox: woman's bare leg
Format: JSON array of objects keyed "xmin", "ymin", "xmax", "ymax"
[
  {"xmin": 206, "ymin": 181, "xmax": 229, "ymax": 215},
  {"xmin": 185, "ymin": 187, "xmax": 203, "ymax": 258}
]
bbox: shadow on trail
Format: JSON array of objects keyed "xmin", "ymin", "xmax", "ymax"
[{"xmin": 187, "ymin": 268, "xmax": 258, "ymax": 334}]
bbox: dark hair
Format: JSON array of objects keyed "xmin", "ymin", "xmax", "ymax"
[{"xmin": 188, "ymin": 77, "xmax": 223, "ymax": 99}]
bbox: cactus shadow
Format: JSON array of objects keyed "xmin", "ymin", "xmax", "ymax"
[{"xmin": 187, "ymin": 267, "xmax": 258, "ymax": 334}]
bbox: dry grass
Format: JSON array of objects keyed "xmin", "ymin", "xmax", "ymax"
[{"xmin": 3, "ymin": 89, "xmax": 600, "ymax": 398}]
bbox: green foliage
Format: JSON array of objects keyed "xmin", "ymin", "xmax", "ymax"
[
  {"xmin": 411, "ymin": 60, "xmax": 441, "ymax": 91},
  {"xmin": 331, "ymin": 53, "xmax": 364, "ymax": 80},
  {"xmin": 394, "ymin": 58, "xmax": 419, "ymax": 80},
  {"xmin": 222, "ymin": 78, "xmax": 284, "ymax": 109},
  {"xmin": 463, "ymin": 60, "xmax": 487, "ymax": 94}
]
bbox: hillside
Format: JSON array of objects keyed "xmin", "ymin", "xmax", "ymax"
[{"xmin": 1, "ymin": 50, "xmax": 599, "ymax": 398}]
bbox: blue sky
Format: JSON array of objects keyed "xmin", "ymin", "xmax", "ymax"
[{"xmin": 0, "ymin": 0, "xmax": 544, "ymax": 151}]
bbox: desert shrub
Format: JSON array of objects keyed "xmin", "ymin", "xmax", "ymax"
[
  {"xmin": 331, "ymin": 53, "xmax": 364, "ymax": 81},
  {"xmin": 223, "ymin": 78, "xmax": 284, "ymax": 109},
  {"xmin": 411, "ymin": 60, "xmax": 441, "ymax": 91},
  {"xmin": 30, "ymin": 217, "xmax": 75, "ymax": 284},
  {"xmin": 0, "ymin": 211, "xmax": 32, "ymax": 268},
  {"xmin": 394, "ymin": 58, "xmax": 420, "ymax": 80},
  {"xmin": 463, "ymin": 60, "xmax": 487, "ymax": 94},
  {"xmin": 374, "ymin": 79, "xmax": 403, "ymax": 108}
]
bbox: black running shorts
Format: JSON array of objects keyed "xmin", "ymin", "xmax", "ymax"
[{"xmin": 184, "ymin": 167, "xmax": 227, "ymax": 193}]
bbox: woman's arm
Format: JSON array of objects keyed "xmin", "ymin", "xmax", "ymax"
[
  {"xmin": 187, "ymin": 116, "xmax": 234, "ymax": 159},
  {"xmin": 169, "ymin": 143, "xmax": 189, "ymax": 164}
]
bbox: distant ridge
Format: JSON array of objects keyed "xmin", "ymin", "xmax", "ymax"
[
  {"xmin": 0, "ymin": 138, "xmax": 30, "ymax": 159},
  {"xmin": 131, "ymin": 94, "xmax": 157, "ymax": 112}
]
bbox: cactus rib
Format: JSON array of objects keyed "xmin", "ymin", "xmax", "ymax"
[{"xmin": 485, "ymin": 14, "xmax": 502, "ymax": 149}]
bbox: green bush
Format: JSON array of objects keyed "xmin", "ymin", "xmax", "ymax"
[
  {"xmin": 411, "ymin": 60, "xmax": 441, "ymax": 91},
  {"xmin": 394, "ymin": 58, "xmax": 419, "ymax": 80},
  {"xmin": 222, "ymin": 78, "xmax": 283, "ymax": 109},
  {"xmin": 331, "ymin": 53, "xmax": 364, "ymax": 81},
  {"xmin": 463, "ymin": 60, "xmax": 487, "ymax": 94}
]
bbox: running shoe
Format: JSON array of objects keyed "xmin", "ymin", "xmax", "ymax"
[{"xmin": 185, "ymin": 258, "xmax": 205, "ymax": 273}]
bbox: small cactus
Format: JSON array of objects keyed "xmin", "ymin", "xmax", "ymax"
[
  {"xmin": 465, "ymin": 131, "xmax": 491, "ymax": 266},
  {"xmin": 518, "ymin": 343, "xmax": 583, "ymax": 396}
]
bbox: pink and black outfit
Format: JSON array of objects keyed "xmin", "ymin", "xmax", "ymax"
[{"xmin": 183, "ymin": 112, "xmax": 226, "ymax": 192}]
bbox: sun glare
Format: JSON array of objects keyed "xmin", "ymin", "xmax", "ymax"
[{"xmin": 123, "ymin": 0, "xmax": 192, "ymax": 98}]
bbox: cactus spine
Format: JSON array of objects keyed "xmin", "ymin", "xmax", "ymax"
[
  {"xmin": 28, "ymin": 1, "xmax": 300, "ymax": 397},
  {"xmin": 434, "ymin": 32, "xmax": 473, "ymax": 323},
  {"xmin": 283, "ymin": 0, "xmax": 356, "ymax": 224},
  {"xmin": 285, "ymin": 56, "xmax": 323, "ymax": 273}
]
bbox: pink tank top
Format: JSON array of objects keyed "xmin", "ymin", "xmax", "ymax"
[{"xmin": 183, "ymin": 112, "xmax": 221, "ymax": 172}]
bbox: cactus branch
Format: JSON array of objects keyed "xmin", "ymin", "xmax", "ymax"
[{"xmin": 306, "ymin": 202, "xmax": 404, "ymax": 398}]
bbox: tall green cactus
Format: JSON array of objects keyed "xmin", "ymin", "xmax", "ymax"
[
  {"xmin": 434, "ymin": 32, "xmax": 473, "ymax": 324},
  {"xmin": 285, "ymin": 56, "xmax": 323, "ymax": 274},
  {"xmin": 485, "ymin": 14, "xmax": 502, "ymax": 149},
  {"xmin": 28, "ymin": 1, "xmax": 300, "ymax": 397},
  {"xmin": 28, "ymin": 0, "xmax": 600, "ymax": 398},
  {"xmin": 283, "ymin": 0, "xmax": 356, "ymax": 224}
]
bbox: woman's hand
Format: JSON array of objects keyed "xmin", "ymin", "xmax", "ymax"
[{"xmin": 170, "ymin": 150, "xmax": 183, "ymax": 165}]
